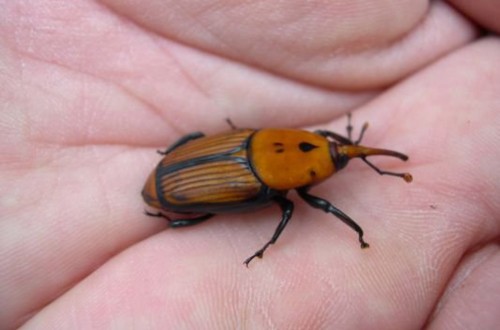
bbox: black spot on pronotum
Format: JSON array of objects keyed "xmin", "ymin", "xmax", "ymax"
[
  {"xmin": 299, "ymin": 142, "xmax": 318, "ymax": 152},
  {"xmin": 309, "ymin": 170, "xmax": 317, "ymax": 178},
  {"xmin": 273, "ymin": 142, "xmax": 285, "ymax": 153}
]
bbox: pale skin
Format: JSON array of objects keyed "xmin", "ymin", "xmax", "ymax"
[{"xmin": 1, "ymin": 0, "xmax": 500, "ymax": 329}]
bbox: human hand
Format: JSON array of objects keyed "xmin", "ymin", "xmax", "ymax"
[{"xmin": 1, "ymin": 1, "xmax": 499, "ymax": 328}]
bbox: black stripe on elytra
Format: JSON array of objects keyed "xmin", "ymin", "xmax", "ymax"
[{"xmin": 158, "ymin": 146, "xmax": 244, "ymax": 174}]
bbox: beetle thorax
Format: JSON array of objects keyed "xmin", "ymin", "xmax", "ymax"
[{"xmin": 249, "ymin": 129, "xmax": 336, "ymax": 190}]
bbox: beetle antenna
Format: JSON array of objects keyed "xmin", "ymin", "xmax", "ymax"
[
  {"xmin": 346, "ymin": 113, "xmax": 353, "ymax": 141},
  {"xmin": 361, "ymin": 157, "xmax": 413, "ymax": 182},
  {"xmin": 354, "ymin": 122, "xmax": 369, "ymax": 145},
  {"xmin": 346, "ymin": 113, "xmax": 369, "ymax": 145}
]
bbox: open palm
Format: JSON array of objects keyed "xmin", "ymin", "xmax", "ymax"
[{"xmin": 1, "ymin": 1, "xmax": 499, "ymax": 329}]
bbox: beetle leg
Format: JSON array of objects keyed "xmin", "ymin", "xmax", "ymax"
[
  {"xmin": 157, "ymin": 132, "xmax": 205, "ymax": 155},
  {"xmin": 314, "ymin": 130, "xmax": 353, "ymax": 145},
  {"xmin": 244, "ymin": 196, "xmax": 294, "ymax": 267},
  {"xmin": 297, "ymin": 188, "xmax": 370, "ymax": 249},
  {"xmin": 225, "ymin": 118, "xmax": 238, "ymax": 130},
  {"xmin": 144, "ymin": 210, "xmax": 171, "ymax": 220},
  {"xmin": 315, "ymin": 114, "xmax": 370, "ymax": 145},
  {"xmin": 145, "ymin": 210, "xmax": 214, "ymax": 227},
  {"xmin": 169, "ymin": 213, "xmax": 214, "ymax": 227}
]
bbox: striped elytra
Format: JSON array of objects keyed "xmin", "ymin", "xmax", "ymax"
[
  {"xmin": 159, "ymin": 159, "xmax": 262, "ymax": 205},
  {"xmin": 159, "ymin": 129, "xmax": 254, "ymax": 168}
]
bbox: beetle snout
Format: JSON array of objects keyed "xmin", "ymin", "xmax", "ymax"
[{"xmin": 336, "ymin": 144, "xmax": 412, "ymax": 182}]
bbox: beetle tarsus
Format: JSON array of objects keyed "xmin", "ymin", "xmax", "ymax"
[{"xmin": 244, "ymin": 249, "xmax": 265, "ymax": 267}]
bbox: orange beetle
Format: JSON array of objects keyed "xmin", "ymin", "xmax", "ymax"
[{"xmin": 142, "ymin": 115, "xmax": 412, "ymax": 266}]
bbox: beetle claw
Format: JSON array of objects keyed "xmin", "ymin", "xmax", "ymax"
[
  {"xmin": 243, "ymin": 250, "xmax": 264, "ymax": 267},
  {"xmin": 243, "ymin": 257, "xmax": 254, "ymax": 267}
]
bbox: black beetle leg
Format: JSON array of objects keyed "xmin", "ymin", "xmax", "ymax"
[
  {"xmin": 169, "ymin": 213, "xmax": 214, "ymax": 227},
  {"xmin": 144, "ymin": 211, "xmax": 214, "ymax": 227},
  {"xmin": 244, "ymin": 196, "xmax": 294, "ymax": 267},
  {"xmin": 315, "ymin": 114, "xmax": 369, "ymax": 146},
  {"xmin": 314, "ymin": 129, "xmax": 353, "ymax": 145},
  {"xmin": 144, "ymin": 210, "xmax": 171, "ymax": 220},
  {"xmin": 157, "ymin": 132, "xmax": 205, "ymax": 155},
  {"xmin": 225, "ymin": 118, "xmax": 238, "ymax": 130},
  {"xmin": 297, "ymin": 188, "xmax": 370, "ymax": 249}
]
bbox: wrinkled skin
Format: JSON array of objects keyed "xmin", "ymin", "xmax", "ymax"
[{"xmin": 1, "ymin": 1, "xmax": 499, "ymax": 329}]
